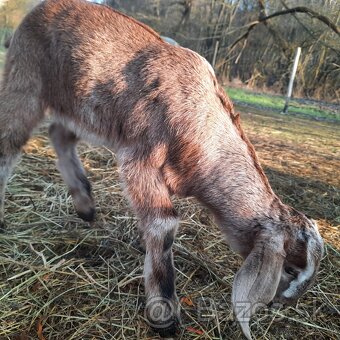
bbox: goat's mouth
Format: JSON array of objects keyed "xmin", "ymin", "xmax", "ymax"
[{"xmin": 270, "ymin": 294, "xmax": 299, "ymax": 308}]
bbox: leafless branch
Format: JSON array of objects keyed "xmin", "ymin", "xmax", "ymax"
[{"xmin": 228, "ymin": 6, "xmax": 340, "ymax": 55}]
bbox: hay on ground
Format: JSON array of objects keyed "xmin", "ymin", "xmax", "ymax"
[{"xmin": 0, "ymin": 111, "xmax": 339, "ymax": 339}]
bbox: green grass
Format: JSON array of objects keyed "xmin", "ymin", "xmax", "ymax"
[
  {"xmin": 226, "ymin": 87, "xmax": 339, "ymax": 122},
  {"xmin": 0, "ymin": 28, "xmax": 13, "ymax": 70},
  {"xmin": 0, "ymin": 46, "xmax": 5, "ymax": 70}
]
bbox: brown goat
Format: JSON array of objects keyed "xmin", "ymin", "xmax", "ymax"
[{"xmin": 0, "ymin": 0, "xmax": 323, "ymax": 338}]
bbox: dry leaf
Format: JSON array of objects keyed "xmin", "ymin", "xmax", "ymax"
[
  {"xmin": 186, "ymin": 326, "xmax": 204, "ymax": 335},
  {"xmin": 37, "ymin": 319, "xmax": 46, "ymax": 340},
  {"xmin": 180, "ymin": 296, "xmax": 194, "ymax": 306}
]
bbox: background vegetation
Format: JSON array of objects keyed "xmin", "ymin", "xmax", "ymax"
[
  {"xmin": 103, "ymin": 0, "xmax": 340, "ymax": 103},
  {"xmin": 0, "ymin": 0, "xmax": 339, "ymax": 103}
]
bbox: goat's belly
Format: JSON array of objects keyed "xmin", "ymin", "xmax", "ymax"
[{"xmin": 51, "ymin": 114, "xmax": 117, "ymax": 151}]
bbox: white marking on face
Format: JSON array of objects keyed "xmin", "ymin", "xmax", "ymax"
[
  {"xmin": 310, "ymin": 220, "xmax": 324, "ymax": 246},
  {"xmin": 282, "ymin": 240, "xmax": 315, "ymax": 298}
]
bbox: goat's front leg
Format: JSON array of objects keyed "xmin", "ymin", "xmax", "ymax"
[
  {"xmin": 119, "ymin": 155, "xmax": 179, "ymax": 337},
  {"xmin": 49, "ymin": 123, "xmax": 95, "ymax": 222},
  {"xmin": 142, "ymin": 215, "xmax": 179, "ymax": 337}
]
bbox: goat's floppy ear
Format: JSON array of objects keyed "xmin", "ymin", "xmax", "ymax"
[{"xmin": 232, "ymin": 232, "xmax": 286, "ymax": 340}]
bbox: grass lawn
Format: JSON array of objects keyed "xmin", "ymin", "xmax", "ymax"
[
  {"xmin": 226, "ymin": 87, "xmax": 339, "ymax": 122},
  {"xmin": 0, "ymin": 46, "xmax": 6, "ymax": 71}
]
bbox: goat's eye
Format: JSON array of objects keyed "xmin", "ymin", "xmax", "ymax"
[{"xmin": 285, "ymin": 267, "xmax": 298, "ymax": 277}]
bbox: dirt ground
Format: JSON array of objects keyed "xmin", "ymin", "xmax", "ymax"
[{"xmin": 0, "ymin": 106, "xmax": 339, "ymax": 339}]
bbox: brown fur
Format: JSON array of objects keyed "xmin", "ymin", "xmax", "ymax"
[
  {"xmin": 0, "ymin": 1, "xmax": 323, "ymax": 339},
  {"xmin": 216, "ymin": 84, "xmax": 273, "ymax": 194}
]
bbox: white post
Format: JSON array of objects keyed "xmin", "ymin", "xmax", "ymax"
[
  {"xmin": 283, "ymin": 47, "xmax": 301, "ymax": 114},
  {"xmin": 212, "ymin": 40, "xmax": 219, "ymax": 70}
]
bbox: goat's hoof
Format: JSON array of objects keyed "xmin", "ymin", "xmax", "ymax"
[
  {"xmin": 77, "ymin": 207, "xmax": 96, "ymax": 222},
  {"xmin": 145, "ymin": 297, "xmax": 180, "ymax": 338},
  {"xmin": 151, "ymin": 317, "xmax": 180, "ymax": 338}
]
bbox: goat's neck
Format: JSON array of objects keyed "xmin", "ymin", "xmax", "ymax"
[{"xmin": 191, "ymin": 146, "xmax": 285, "ymax": 256}]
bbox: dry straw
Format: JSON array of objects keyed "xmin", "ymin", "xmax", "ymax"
[{"xmin": 0, "ymin": 113, "xmax": 339, "ymax": 339}]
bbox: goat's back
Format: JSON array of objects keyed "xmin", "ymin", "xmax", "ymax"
[
  {"xmin": 6, "ymin": 0, "xmax": 227, "ymax": 144},
  {"xmin": 3, "ymin": 0, "xmax": 241, "ymax": 198}
]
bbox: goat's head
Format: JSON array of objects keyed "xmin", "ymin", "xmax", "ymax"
[
  {"xmin": 232, "ymin": 209, "xmax": 323, "ymax": 340},
  {"xmin": 275, "ymin": 212, "xmax": 324, "ymax": 305}
]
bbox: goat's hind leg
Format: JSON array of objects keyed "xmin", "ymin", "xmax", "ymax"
[
  {"xmin": 49, "ymin": 123, "xmax": 95, "ymax": 222},
  {"xmin": 0, "ymin": 91, "xmax": 44, "ymax": 228}
]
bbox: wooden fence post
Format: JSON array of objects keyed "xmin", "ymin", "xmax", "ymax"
[
  {"xmin": 282, "ymin": 47, "xmax": 301, "ymax": 114},
  {"xmin": 212, "ymin": 40, "xmax": 219, "ymax": 70}
]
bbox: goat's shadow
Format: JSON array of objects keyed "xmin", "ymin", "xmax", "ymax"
[
  {"xmin": 264, "ymin": 167, "xmax": 339, "ymax": 224},
  {"xmin": 11, "ymin": 145, "xmax": 339, "ymax": 226}
]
